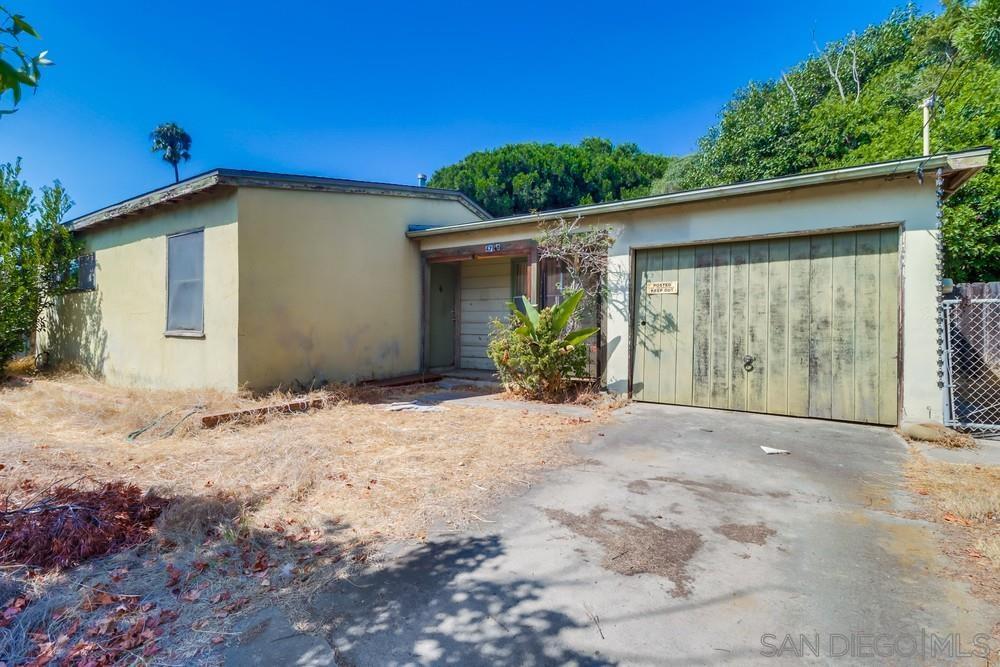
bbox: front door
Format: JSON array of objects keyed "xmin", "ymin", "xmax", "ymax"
[{"xmin": 428, "ymin": 262, "xmax": 458, "ymax": 368}]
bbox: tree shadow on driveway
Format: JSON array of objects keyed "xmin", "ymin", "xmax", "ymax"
[{"xmin": 310, "ymin": 534, "xmax": 613, "ymax": 666}]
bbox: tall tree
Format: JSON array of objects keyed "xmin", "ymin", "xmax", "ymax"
[
  {"xmin": 0, "ymin": 160, "xmax": 79, "ymax": 368},
  {"xmin": 656, "ymin": 2, "xmax": 1000, "ymax": 282},
  {"xmin": 0, "ymin": 4, "xmax": 52, "ymax": 115},
  {"xmin": 430, "ymin": 138, "xmax": 675, "ymax": 217},
  {"xmin": 150, "ymin": 122, "xmax": 192, "ymax": 183}
]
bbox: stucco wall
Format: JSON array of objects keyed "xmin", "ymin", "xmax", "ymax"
[
  {"xmin": 43, "ymin": 192, "xmax": 240, "ymax": 390},
  {"xmin": 418, "ymin": 174, "xmax": 945, "ymax": 423},
  {"xmin": 235, "ymin": 188, "xmax": 480, "ymax": 390}
]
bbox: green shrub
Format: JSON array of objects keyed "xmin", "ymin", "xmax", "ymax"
[{"xmin": 487, "ymin": 290, "xmax": 599, "ymax": 401}]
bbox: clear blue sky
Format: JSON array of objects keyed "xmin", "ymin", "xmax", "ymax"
[{"xmin": 5, "ymin": 0, "xmax": 939, "ymax": 216}]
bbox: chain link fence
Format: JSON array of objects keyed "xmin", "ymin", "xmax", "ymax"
[{"xmin": 943, "ymin": 296, "xmax": 1000, "ymax": 433}]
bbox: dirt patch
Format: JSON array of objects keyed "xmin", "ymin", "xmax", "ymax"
[
  {"xmin": 545, "ymin": 506, "xmax": 702, "ymax": 598},
  {"xmin": 650, "ymin": 475, "xmax": 789, "ymax": 499},
  {"xmin": 713, "ymin": 522, "xmax": 776, "ymax": 546},
  {"xmin": 626, "ymin": 480, "xmax": 651, "ymax": 495},
  {"xmin": 904, "ymin": 449, "xmax": 1000, "ymax": 609}
]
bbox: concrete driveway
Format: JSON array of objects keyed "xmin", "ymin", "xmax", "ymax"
[{"xmin": 305, "ymin": 403, "xmax": 996, "ymax": 665}]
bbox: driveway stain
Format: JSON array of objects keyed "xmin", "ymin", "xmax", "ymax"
[
  {"xmin": 713, "ymin": 522, "xmax": 776, "ymax": 546},
  {"xmin": 626, "ymin": 479, "xmax": 651, "ymax": 495},
  {"xmin": 545, "ymin": 506, "xmax": 703, "ymax": 598},
  {"xmin": 651, "ymin": 475, "xmax": 790, "ymax": 499}
]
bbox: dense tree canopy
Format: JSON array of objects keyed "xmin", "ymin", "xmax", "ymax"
[
  {"xmin": 429, "ymin": 138, "xmax": 675, "ymax": 218},
  {"xmin": 656, "ymin": 1, "xmax": 1000, "ymax": 281},
  {"xmin": 431, "ymin": 2, "xmax": 997, "ymax": 280}
]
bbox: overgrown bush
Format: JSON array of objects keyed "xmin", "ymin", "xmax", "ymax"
[
  {"xmin": 0, "ymin": 160, "xmax": 79, "ymax": 371},
  {"xmin": 487, "ymin": 290, "xmax": 598, "ymax": 401}
]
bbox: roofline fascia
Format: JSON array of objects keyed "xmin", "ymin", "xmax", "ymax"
[
  {"xmin": 67, "ymin": 169, "xmax": 491, "ymax": 232},
  {"xmin": 406, "ymin": 147, "xmax": 992, "ymax": 239}
]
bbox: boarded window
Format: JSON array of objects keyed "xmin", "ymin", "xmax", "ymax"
[{"xmin": 166, "ymin": 230, "xmax": 204, "ymax": 333}]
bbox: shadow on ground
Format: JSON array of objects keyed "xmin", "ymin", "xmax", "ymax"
[{"xmin": 311, "ymin": 535, "xmax": 611, "ymax": 666}]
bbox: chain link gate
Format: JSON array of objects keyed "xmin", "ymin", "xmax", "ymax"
[{"xmin": 942, "ymin": 298, "xmax": 1000, "ymax": 433}]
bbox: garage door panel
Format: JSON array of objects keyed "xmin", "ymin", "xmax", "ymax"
[
  {"xmin": 831, "ymin": 233, "xmax": 858, "ymax": 421},
  {"xmin": 658, "ymin": 248, "xmax": 679, "ymax": 404},
  {"xmin": 633, "ymin": 250, "xmax": 653, "ymax": 401},
  {"xmin": 747, "ymin": 241, "xmax": 770, "ymax": 413},
  {"xmin": 729, "ymin": 243, "xmax": 750, "ymax": 411},
  {"xmin": 710, "ymin": 245, "xmax": 731, "ymax": 409},
  {"xmin": 808, "ymin": 235, "xmax": 834, "ymax": 420},
  {"xmin": 692, "ymin": 246, "xmax": 714, "ymax": 407},
  {"xmin": 634, "ymin": 228, "xmax": 899, "ymax": 425},
  {"xmin": 766, "ymin": 239, "xmax": 790, "ymax": 415},
  {"xmin": 632, "ymin": 251, "xmax": 646, "ymax": 400},
  {"xmin": 674, "ymin": 247, "xmax": 696, "ymax": 406},
  {"xmin": 787, "ymin": 237, "xmax": 812, "ymax": 417},
  {"xmin": 854, "ymin": 231, "xmax": 881, "ymax": 423},
  {"xmin": 878, "ymin": 228, "xmax": 900, "ymax": 425},
  {"xmin": 638, "ymin": 249, "xmax": 664, "ymax": 402}
]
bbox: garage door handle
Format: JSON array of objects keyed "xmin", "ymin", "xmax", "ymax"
[{"xmin": 743, "ymin": 355, "xmax": 755, "ymax": 372}]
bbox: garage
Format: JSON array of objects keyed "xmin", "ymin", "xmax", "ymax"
[
  {"xmin": 632, "ymin": 229, "xmax": 899, "ymax": 424},
  {"xmin": 411, "ymin": 149, "xmax": 990, "ymax": 425}
]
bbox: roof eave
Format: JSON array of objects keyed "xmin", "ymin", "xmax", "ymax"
[
  {"xmin": 67, "ymin": 169, "xmax": 491, "ymax": 233},
  {"xmin": 405, "ymin": 147, "xmax": 992, "ymax": 239},
  {"xmin": 67, "ymin": 171, "xmax": 225, "ymax": 232}
]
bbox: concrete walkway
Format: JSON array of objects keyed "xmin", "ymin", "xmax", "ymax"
[{"xmin": 239, "ymin": 404, "xmax": 998, "ymax": 665}]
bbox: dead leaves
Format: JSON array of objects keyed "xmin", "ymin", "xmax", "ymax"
[
  {"xmin": 943, "ymin": 512, "xmax": 975, "ymax": 527},
  {"xmin": 1, "ymin": 595, "xmax": 28, "ymax": 627},
  {"xmin": 25, "ymin": 596, "xmax": 179, "ymax": 666},
  {"xmin": 0, "ymin": 480, "xmax": 168, "ymax": 570}
]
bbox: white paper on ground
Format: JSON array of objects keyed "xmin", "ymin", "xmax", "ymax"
[{"xmin": 384, "ymin": 402, "xmax": 445, "ymax": 413}]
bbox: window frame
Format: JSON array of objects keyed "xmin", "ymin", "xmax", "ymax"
[
  {"xmin": 67, "ymin": 252, "xmax": 96, "ymax": 292},
  {"xmin": 164, "ymin": 228, "xmax": 206, "ymax": 338}
]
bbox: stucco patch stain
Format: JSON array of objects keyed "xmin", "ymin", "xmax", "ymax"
[
  {"xmin": 650, "ymin": 475, "xmax": 790, "ymax": 499},
  {"xmin": 713, "ymin": 522, "xmax": 776, "ymax": 546},
  {"xmin": 545, "ymin": 506, "xmax": 702, "ymax": 598}
]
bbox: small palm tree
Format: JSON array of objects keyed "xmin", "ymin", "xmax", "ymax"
[{"xmin": 150, "ymin": 122, "xmax": 192, "ymax": 183}]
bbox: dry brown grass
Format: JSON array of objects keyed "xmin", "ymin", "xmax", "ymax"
[
  {"xmin": 0, "ymin": 372, "xmax": 606, "ymax": 662},
  {"xmin": 906, "ymin": 451, "xmax": 1000, "ymax": 573},
  {"xmin": 3, "ymin": 355, "xmax": 37, "ymax": 377},
  {"xmin": 0, "ymin": 373, "xmax": 599, "ymax": 541}
]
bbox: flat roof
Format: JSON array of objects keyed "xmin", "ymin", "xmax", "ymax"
[
  {"xmin": 67, "ymin": 168, "xmax": 492, "ymax": 232},
  {"xmin": 406, "ymin": 148, "xmax": 991, "ymax": 238}
]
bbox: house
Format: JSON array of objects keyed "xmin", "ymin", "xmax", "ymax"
[
  {"xmin": 43, "ymin": 170, "xmax": 489, "ymax": 391},
  {"xmin": 44, "ymin": 148, "xmax": 991, "ymax": 426}
]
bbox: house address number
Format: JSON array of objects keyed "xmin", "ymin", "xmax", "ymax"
[{"xmin": 646, "ymin": 281, "xmax": 678, "ymax": 295}]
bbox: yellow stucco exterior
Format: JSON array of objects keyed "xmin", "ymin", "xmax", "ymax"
[
  {"xmin": 235, "ymin": 187, "xmax": 480, "ymax": 390},
  {"xmin": 43, "ymin": 191, "xmax": 240, "ymax": 390},
  {"xmin": 43, "ymin": 183, "xmax": 481, "ymax": 391}
]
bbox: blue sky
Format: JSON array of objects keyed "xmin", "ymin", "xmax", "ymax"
[{"xmin": 5, "ymin": 0, "xmax": 939, "ymax": 216}]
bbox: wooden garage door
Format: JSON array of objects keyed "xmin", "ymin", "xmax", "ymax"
[{"xmin": 633, "ymin": 229, "xmax": 899, "ymax": 424}]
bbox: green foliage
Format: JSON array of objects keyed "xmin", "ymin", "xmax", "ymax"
[
  {"xmin": 430, "ymin": 138, "xmax": 675, "ymax": 217},
  {"xmin": 487, "ymin": 290, "xmax": 599, "ymax": 401},
  {"xmin": 654, "ymin": 2, "xmax": 1000, "ymax": 281},
  {"xmin": 0, "ymin": 160, "xmax": 79, "ymax": 369},
  {"xmin": 150, "ymin": 122, "xmax": 193, "ymax": 183},
  {"xmin": 0, "ymin": 5, "xmax": 52, "ymax": 115},
  {"xmin": 954, "ymin": 0, "xmax": 1000, "ymax": 63}
]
